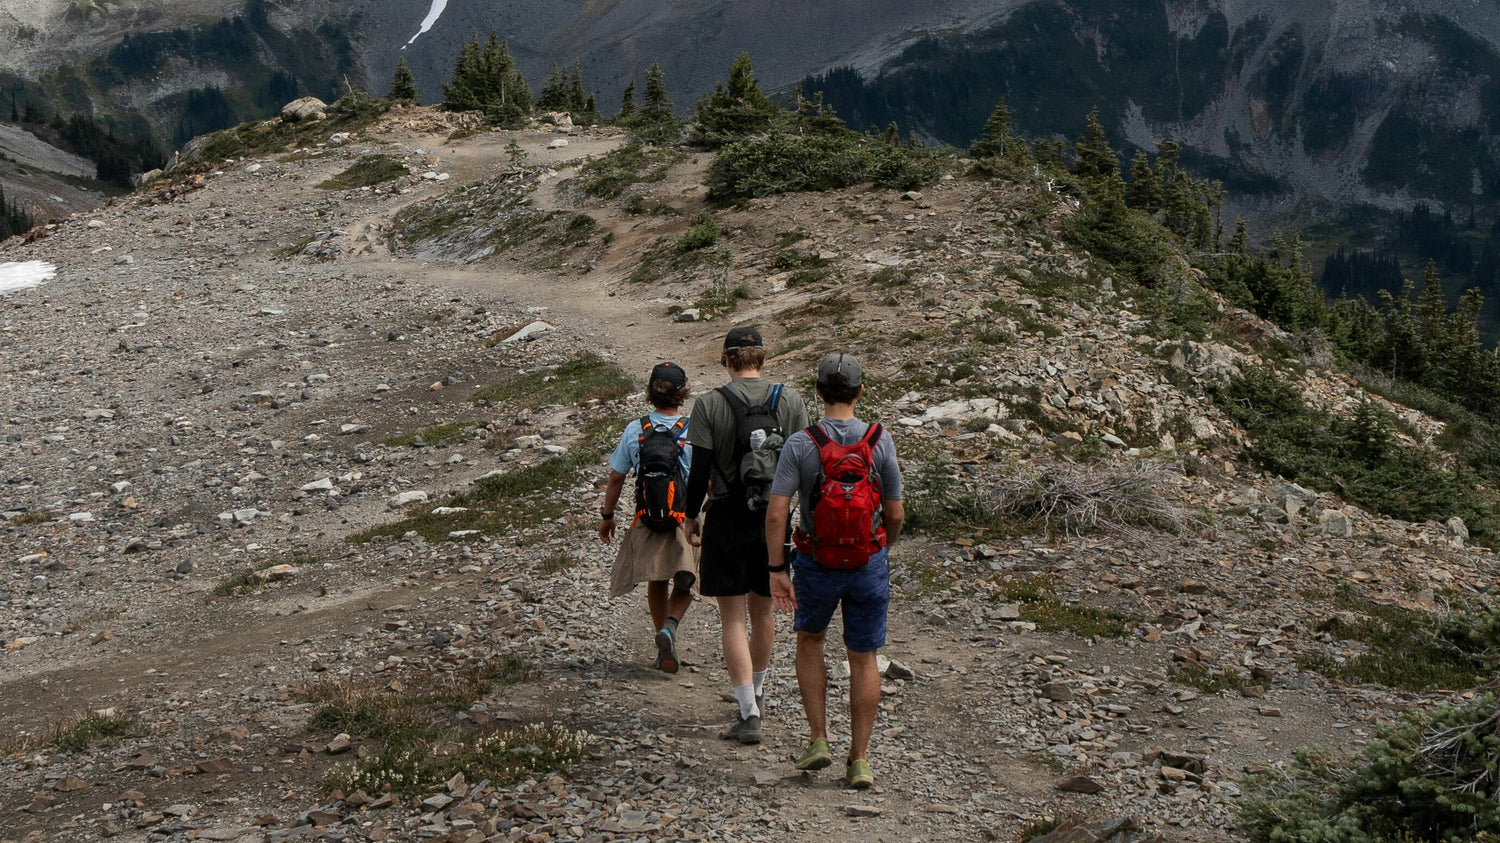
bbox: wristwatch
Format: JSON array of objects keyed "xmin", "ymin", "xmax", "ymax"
[
  {"xmin": 601, "ymin": 511, "xmax": 615, "ymax": 520},
  {"xmin": 767, "ymin": 561, "xmax": 789, "ymax": 573}
]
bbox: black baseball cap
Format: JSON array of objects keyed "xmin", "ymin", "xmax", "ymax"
[
  {"xmin": 650, "ymin": 361, "xmax": 687, "ymax": 388},
  {"xmin": 723, "ymin": 326, "xmax": 763, "ymax": 352},
  {"xmin": 817, "ymin": 352, "xmax": 863, "ymax": 388}
]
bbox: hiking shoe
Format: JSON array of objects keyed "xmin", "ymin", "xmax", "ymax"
[
  {"xmin": 654, "ymin": 627, "xmax": 678, "ymax": 674},
  {"xmin": 845, "ymin": 758, "xmax": 874, "ymax": 789},
  {"xmin": 794, "ymin": 738, "xmax": 833, "ymax": 771},
  {"xmin": 719, "ymin": 714, "xmax": 763, "ymax": 744}
]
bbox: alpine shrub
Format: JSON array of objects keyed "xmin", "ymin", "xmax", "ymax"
[
  {"xmin": 1237, "ymin": 695, "xmax": 1500, "ymax": 842},
  {"xmin": 705, "ymin": 132, "xmax": 939, "ymax": 203}
]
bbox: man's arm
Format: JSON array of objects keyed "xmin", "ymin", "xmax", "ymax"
[
  {"xmin": 883, "ymin": 499, "xmax": 904, "ymax": 546},
  {"xmin": 766, "ymin": 493, "xmax": 796, "ymax": 613},
  {"xmin": 680, "ymin": 446, "xmax": 713, "ymax": 546}
]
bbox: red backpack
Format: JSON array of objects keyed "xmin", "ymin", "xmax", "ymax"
[{"xmin": 794, "ymin": 423, "xmax": 886, "ymax": 569}]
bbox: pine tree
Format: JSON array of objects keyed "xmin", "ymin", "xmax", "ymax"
[
  {"xmin": 538, "ymin": 63, "xmax": 568, "ymax": 111},
  {"xmin": 618, "ymin": 81, "xmax": 636, "ymax": 119},
  {"xmin": 1073, "ymin": 106, "xmax": 1117, "ymax": 184},
  {"xmin": 389, "ymin": 56, "xmax": 418, "ymax": 102},
  {"xmin": 970, "ymin": 98, "xmax": 1011, "ymax": 159},
  {"xmin": 693, "ymin": 52, "xmax": 780, "ymax": 147},
  {"xmin": 632, "ymin": 62, "xmax": 677, "ymax": 143},
  {"xmin": 1125, "ymin": 150, "xmax": 1161, "ymax": 212},
  {"xmin": 568, "ymin": 61, "xmax": 586, "ymax": 113},
  {"xmin": 884, "ymin": 122, "xmax": 900, "ymax": 146},
  {"xmin": 440, "ymin": 33, "xmax": 484, "ymax": 111},
  {"xmin": 641, "ymin": 63, "xmax": 671, "ymax": 121}
]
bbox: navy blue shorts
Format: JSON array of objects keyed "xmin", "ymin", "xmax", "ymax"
[{"xmin": 791, "ymin": 548, "xmax": 890, "ymax": 653}]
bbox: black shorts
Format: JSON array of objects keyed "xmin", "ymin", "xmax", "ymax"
[{"xmin": 699, "ymin": 500, "xmax": 784, "ymax": 597}]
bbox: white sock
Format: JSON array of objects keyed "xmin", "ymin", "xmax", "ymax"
[
  {"xmin": 733, "ymin": 684, "xmax": 759, "ymax": 718},
  {"xmin": 752, "ymin": 669, "xmax": 767, "ymax": 699}
]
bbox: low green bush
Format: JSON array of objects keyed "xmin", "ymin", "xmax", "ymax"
[
  {"xmin": 577, "ymin": 143, "xmax": 682, "ymax": 199},
  {"xmin": 705, "ymin": 131, "xmax": 940, "ymax": 203},
  {"xmin": 676, "ymin": 213, "xmax": 721, "ymax": 253},
  {"xmin": 1214, "ymin": 368, "xmax": 1495, "ymax": 537},
  {"xmin": 1237, "ymin": 695, "xmax": 1500, "ymax": 842},
  {"xmin": 317, "ymin": 154, "xmax": 407, "ymax": 190}
]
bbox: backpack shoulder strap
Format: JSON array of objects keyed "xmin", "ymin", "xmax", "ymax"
[
  {"xmin": 717, "ymin": 384, "xmax": 748, "ymax": 412},
  {"xmin": 861, "ymin": 423, "xmax": 884, "ymax": 448},
  {"xmin": 670, "ymin": 417, "xmax": 689, "ymax": 442},
  {"xmin": 637, "ymin": 415, "xmax": 654, "ymax": 443},
  {"xmin": 807, "ymin": 423, "xmax": 833, "ymax": 448}
]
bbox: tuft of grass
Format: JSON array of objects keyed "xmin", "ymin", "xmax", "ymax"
[
  {"xmin": 472, "ymin": 354, "xmax": 633, "ymax": 409},
  {"xmin": 380, "ymin": 421, "xmax": 477, "ymax": 448},
  {"xmin": 324, "ymin": 722, "xmax": 590, "ymax": 796},
  {"xmin": 275, "ymin": 235, "xmax": 317, "ymax": 258},
  {"xmin": 1295, "ymin": 584, "xmax": 1499, "ymax": 691},
  {"xmin": 62, "ymin": 611, "xmax": 122, "ymax": 635},
  {"xmin": 210, "ymin": 554, "xmax": 319, "ymax": 599},
  {"xmin": 696, "ymin": 279, "xmax": 751, "ymax": 317},
  {"xmin": 985, "ymin": 298, "xmax": 1061, "ymax": 337},
  {"xmin": 992, "ymin": 574, "xmax": 1139, "ymax": 638},
  {"xmin": 349, "ymin": 415, "xmax": 623, "ymax": 543},
  {"xmin": 54, "ymin": 714, "xmax": 133, "ymax": 753},
  {"xmin": 302, "ymin": 658, "xmax": 533, "ymax": 738},
  {"xmin": 1173, "ymin": 665, "xmax": 1266, "ymax": 695},
  {"xmin": 9, "ymin": 511, "xmax": 52, "ymax": 525},
  {"xmin": 302, "ymin": 657, "xmax": 580, "ymax": 796},
  {"xmin": 317, "ymin": 154, "xmax": 409, "ymax": 190}
]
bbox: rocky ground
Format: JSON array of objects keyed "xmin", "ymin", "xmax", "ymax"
[{"xmin": 1, "ymin": 107, "xmax": 1495, "ymax": 843}]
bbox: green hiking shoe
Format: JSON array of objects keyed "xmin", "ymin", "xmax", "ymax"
[
  {"xmin": 845, "ymin": 758, "xmax": 874, "ymax": 789},
  {"xmin": 794, "ymin": 738, "xmax": 833, "ymax": 771}
]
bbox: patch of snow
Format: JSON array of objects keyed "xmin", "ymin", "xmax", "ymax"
[
  {"xmin": 405, "ymin": 0, "xmax": 449, "ymax": 46},
  {"xmin": 0, "ymin": 261, "xmax": 55, "ymax": 296}
]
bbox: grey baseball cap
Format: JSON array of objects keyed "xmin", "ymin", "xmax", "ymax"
[{"xmin": 817, "ymin": 352, "xmax": 863, "ymax": 388}]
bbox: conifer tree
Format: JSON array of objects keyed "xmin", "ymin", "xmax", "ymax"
[
  {"xmin": 618, "ymin": 81, "xmax": 636, "ymax": 119},
  {"xmin": 693, "ymin": 52, "xmax": 780, "ymax": 147},
  {"xmin": 970, "ymin": 98, "xmax": 1011, "ymax": 159},
  {"xmin": 1073, "ymin": 106, "xmax": 1117, "ymax": 184},
  {"xmin": 389, "ymin": 56, "xmax": 418, "ymax": 102},
  {"xmin": 441, "ymin": 32, "xmax": 534, "ymax": 122},
  {"xmin": 1125, "ymin": 150, "xmax": 1160, "ymax": 212},
  {"xmin": 538, "ymin": 63, "xmax": 568, "ymax": 111},
  {"xmin": 568, "ymin": 61, "xmax": 587, "ymax": 113},
  {"xmin": 629, "ymin": 61, "xmax": 678, "ymax": 143},
  {"xmin": 641, "ymin": 63, "xmax": 672, "ymax": 122}
]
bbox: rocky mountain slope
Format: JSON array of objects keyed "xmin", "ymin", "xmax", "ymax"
[
  {"xmin": 6, "ymin": 0, "xmax": 1500, "ymax": 218},
  {"xmin": 0, "ymin": 105, "xmax": 1495, "ymax": 843}
]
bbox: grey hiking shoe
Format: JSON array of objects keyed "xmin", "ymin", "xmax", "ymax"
[{"xmin": 719, "ymin": 714, "xmax": 763, "ymax": 744}]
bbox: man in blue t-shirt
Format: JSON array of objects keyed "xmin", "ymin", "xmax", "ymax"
[{"xmin": 765, "ymin": 353, "xmax": 904, "ymax": 790}]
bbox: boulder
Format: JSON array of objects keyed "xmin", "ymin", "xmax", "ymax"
[
  {"xmin": 1318, "ymin": 509, "xmax": 1353, "ymax": 537},
  {"xmin": 280, "ymin": 97, "xmax": 328, "ymax": 123}
]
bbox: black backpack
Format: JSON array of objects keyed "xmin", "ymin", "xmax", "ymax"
[
  {"xmin": 717, "ymin": 384, "xmax": 784, "ymax": 511},
  {"xmin": 635, "ymin": 416, "xmax": 689, "ymax": 532}
]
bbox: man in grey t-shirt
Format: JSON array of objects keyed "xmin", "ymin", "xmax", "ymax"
[{"xmin": 765, "ymin": 353, "xmax": 904, "ymax": 790}]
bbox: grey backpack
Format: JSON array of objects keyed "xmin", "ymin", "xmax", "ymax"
[{"xmin": 717, "ymin": 384, "xmax": 784, "ymax": 511}]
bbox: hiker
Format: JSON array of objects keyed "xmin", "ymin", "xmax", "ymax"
[
  {"xmin": 681, "ymin": 327, "xmax": 810, "ymax": 744},
  {"xmin": 598, "ymin": 362, "xmax": 698, "ymax": 674},
  {"xmin": 765, "ymin": 352, "xmax": 903, "ymax": 789}
]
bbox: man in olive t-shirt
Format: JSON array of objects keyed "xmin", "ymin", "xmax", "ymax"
[{"xmin": 682, "ymin": 326, "xmax": 809, "ymax": 744}]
